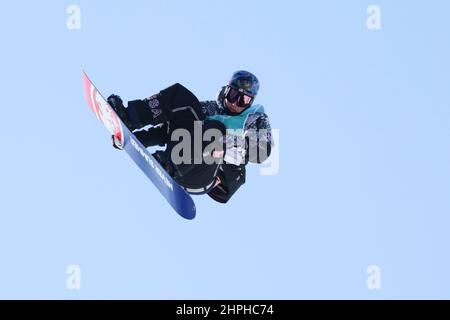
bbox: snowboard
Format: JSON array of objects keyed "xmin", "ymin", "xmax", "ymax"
[{"xmin": 81, "ymin": 69, "xmax": 196, "ymax": 220}]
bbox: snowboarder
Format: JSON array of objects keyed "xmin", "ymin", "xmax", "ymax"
[{"xmin": 108, "ymin": 70, "xmax": 272, "ymax": 203}]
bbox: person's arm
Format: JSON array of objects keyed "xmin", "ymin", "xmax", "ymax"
[{"xmin": 245, "ymin": 113, "xmax": 273, "ymax": 164}]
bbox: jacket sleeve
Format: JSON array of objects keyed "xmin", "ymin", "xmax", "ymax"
[{"xmin": 246, "ymin": 113, "xmax": 273, "ymax": 164}]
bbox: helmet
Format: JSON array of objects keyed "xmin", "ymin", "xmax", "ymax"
[
  {"xmin": 228, "ymin": 70, "xmax": 260, "ymax": 97},
  {"xmin": 223, "ymin": 71, "xmax": 260, "ymax": 110}
]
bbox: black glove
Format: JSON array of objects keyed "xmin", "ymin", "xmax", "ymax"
[
  {"xmin": 107, "ymin": 94, "xmax": 124, "ymax": 108},
  {"xmin": 107, "ymin": 94, "xmax": 134, "ymax": 129}
]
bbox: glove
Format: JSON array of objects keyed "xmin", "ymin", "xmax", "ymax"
[
  {"xmin": 107, "ymin": 94, "xmax": 135, "ymax": 130},
  {"xmin": 111, "ymin": 135, "xmax": 124, "ymax": 150},
  {"xmin": 224, "ymin": 146, "xmax": 246, "ymax": 166},
  {"xmin": 222, "ymin": 134, "xmax": 247, "ymax": 166},
  {"xmin": 107, "ymin": 95, "xmax": 125, "ymax": 117},
  {"xmin": 107, "ymin": 94, "xmax": 124, "ymax": 108}
]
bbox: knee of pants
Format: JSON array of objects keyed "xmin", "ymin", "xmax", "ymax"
[{"xmin": 160, "ymin": 83, "xmax": 203, "ymax": 118}]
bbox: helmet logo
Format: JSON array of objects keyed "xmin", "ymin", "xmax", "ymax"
[{"xmin": 237, "ymin": 78, "xmax": 253, "ymax": 90}]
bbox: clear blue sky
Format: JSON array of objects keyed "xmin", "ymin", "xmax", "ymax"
[{"xmin": 0, "ymin": 0, "xmax": 449, "ymax": 299}]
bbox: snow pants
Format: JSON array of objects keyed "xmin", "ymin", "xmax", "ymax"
[{"xmin": 125, "ymin": 83, "xmax": 225, "ymax": 194}]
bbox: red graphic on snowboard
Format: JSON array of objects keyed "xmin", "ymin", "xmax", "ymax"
[{"xmin": 82, "ymin": 71, "xmax": 124, "ymax": 146}]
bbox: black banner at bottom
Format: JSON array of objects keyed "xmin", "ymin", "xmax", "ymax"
[{"xmin": 0, "ymin": 300, "xmax": 445, "ymax": 318}]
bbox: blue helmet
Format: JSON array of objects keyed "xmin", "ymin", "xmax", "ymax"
[{"xmin": 228, "ymin": 70, "xmax": 260, "ymax": 97}]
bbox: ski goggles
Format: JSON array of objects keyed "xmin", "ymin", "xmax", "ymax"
[{"xmin": 225, "ymin": 86, "xmax": 254, "ymax": 108}]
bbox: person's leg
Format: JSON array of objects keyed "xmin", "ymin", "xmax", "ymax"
[
  {"xmin": 109, "ymin": 83, "xmax": 204, "ymax": 147},
  {"xmin": 133, "ymin": 124, "xmax": 169, "ymax": 148},
  {"xmin": 169, "ymin": 120, "xmax": 226, "ymax": 194},
  {"xmin": 110, "ymin": 84, "xmax": 225, "ymax": 192},
  {"xmin": 126, "ymin": 83, "xmax": 204, "ymax": 129}
]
